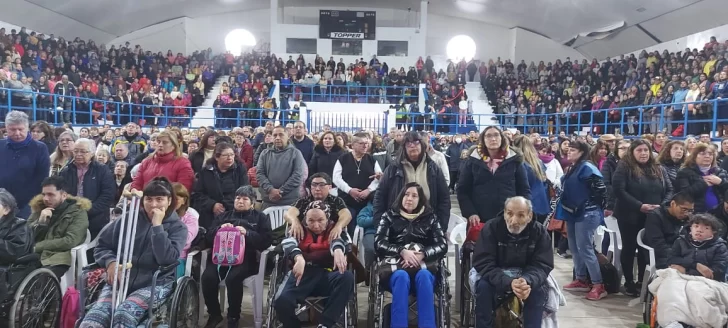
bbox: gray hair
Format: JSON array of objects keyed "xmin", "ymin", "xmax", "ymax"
[
  {"xmin": 58, "ymin": 130, "xmax": 78, "ymax": 142},
  {"xmin": 235, "ymin": 185, "xmax": 257, "ymax": 201},
  {"xmin": 130, "ymin": 163, "xmax": 141, "ymax": 179},
  {"xmin": 504, "ymin": 196, "xmax": 533, "ymax": 212},
  {"xmin": 4, "ymin": 110, "xmax": 29, "ymax": 128},
  {"xmin": 75, "ymin": 138, "xmax": 96, "ymax": 155},
  {"xmin": 0, "ymin": 188, "xmax": 18, "ymax": 218}
]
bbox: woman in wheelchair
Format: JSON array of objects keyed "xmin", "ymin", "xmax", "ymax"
[
  {"xmin": 0, "ymin": 188, "xmax": 35, "ymax": 296},
  {"xmin": 201, "ymin": 185, "xmax": 272, "ymax": 328},
  {"xmin": 374, "ymin": 182, "xmax": 447, "ymax": 328},
  {"xmin": 79, "ymin": 177, "xmax": 189, "ymax": 328},
  {"xmin": 274, "ymin": 200, "xmax": 354, "ymax": 328}
]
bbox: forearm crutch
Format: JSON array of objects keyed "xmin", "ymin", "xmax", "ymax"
[{"xmin": 110, "ymin": 195, "xmax": 141, "ymax": 322}]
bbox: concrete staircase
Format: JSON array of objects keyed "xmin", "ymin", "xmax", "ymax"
[
  {"xmin": 464, "ymin": 81, "xmax": 498, "ymax": 131},
  {"xmin": 190, "ymin": 75, "xmax": 229, "ymax": 128}
]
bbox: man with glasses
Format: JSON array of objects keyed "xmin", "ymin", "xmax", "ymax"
[
  {"xmin": 285, "ymin": 173, "xmax": 352, "ymax": 242},
  {"xmin": 644, "ymin": 192, "xmax": 695, "ymax": 269},
  {"xmin": 333, "ymin": 132, "xmax": 382, "ymax": 235}
]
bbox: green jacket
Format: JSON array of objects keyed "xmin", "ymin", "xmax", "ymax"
[{"xmin": 27, "ymin": 195, "xmax": 90, "ymax": 267}]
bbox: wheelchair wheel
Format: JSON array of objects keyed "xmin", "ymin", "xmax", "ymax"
[
  {"xmin": 366, "ymin": 271, "xmax": 378, "ymax": 328},
  {"xmin": 265, "ymin": 254, "xmax": 284, "ymax": 328},
  {"xmin": 347, "ymin": 283, "xmax": 358, "ymax": 328},
  {"xmin": 169, "ymin": 276, "xmax": 199, "ymax": 328},
  {"xmin": 437, "ymin": 273, "xmax": 452, "ymax": 328},
  {"xmin": 9, "ymin": 268, "xmax": 62, "ymax": 328},
  {"xmin": 644, "ymin": 291, "xmax": 657, "ymax": 327},
  {"xmin": 459, "ymin": 249, "xmax": 472, "ymax": 328}
]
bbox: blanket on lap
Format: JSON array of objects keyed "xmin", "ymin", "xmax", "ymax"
[{"xmin": 649, "ymin": 268, "xmax": 728, "ymax": 328}]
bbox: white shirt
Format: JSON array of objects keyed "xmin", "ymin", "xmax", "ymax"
[{"xmin": 333, "ymin": 156, "xmax": 383, "ymax": 193}]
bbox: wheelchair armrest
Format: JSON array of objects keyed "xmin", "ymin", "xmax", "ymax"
[
  {"xmin": 159, "ymin": 262, "xmax": 180, "ymax": 273},
  {"xmin": 83, "ymin": 263, "xmax": 101, "ymax": 271},
  {"xmin": 14, "ymin": 253, "xmax": 40, "ymax": 265}
]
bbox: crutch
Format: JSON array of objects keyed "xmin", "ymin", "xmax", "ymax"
[{"xmin": 110, "ymin": 195, "xmax": 141, "ymax": 323}]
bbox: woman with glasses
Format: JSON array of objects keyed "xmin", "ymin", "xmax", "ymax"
[
  {"xmin": 675, "ymin": 142, "xmax": 728, "ymax": 213},
  {"xmin": 191, "ymin": 142, "xmax": 250, "ymax": 230},
  {"xmin": 50, "ymin": 130, "xmax": 76, "ymax": 176}
]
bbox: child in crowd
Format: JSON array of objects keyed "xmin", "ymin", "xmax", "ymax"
[{"xmin": 668, "ymin": 214, "xmax": 728, "ymax": 281}]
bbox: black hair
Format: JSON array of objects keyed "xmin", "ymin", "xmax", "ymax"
[
  {"xmin": 568, "ymin": 140, "xmax": 591, "ymax": 163},
  {"xmin": 394, "ymin": 182, "xmax": 430, "ymax": 214},
  {"xmin": 207, "ymin": 142, "xmax": 236, "ymax": 166},
  {"xmin": 671, "ymin": 192, "xmax": 694, "ymax": 205},
  {"xmin": 41, "ymin": 176, "xmax": 68, "ymax": 193},
  {"xmin": 397, "ymin": 131, "xmax": 426, "ymax": 163},
  {"xmin": 142, "ymin": 176, "xmax": 177, "ymax": 218},
  {"xmin": 215, "ymin": 135, "xmax": 233, "ymax": 145},
  {"xmin": 688, "ymin": 213, "xmax": 721, "ymax": 233},
  {"xmin": 307, "ymin": 172, "xmax": 332, "ymax": 187}
]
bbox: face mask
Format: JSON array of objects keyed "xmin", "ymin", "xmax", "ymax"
[{"xmin": 455, "ymin": 138, "xmax": 462, "ymax": 144}]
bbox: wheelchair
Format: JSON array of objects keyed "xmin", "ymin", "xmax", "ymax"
[
  {"xmin": 458, "ymin": 241, "xmax": 476, "ymax": 328},
  {"xmin": 73, "ymin": 262, "xmax": 199, "ymax": 328},
  {"xmin": 264, "ymin": 247, "xmax": 358, "ymax": 328},
  {"xmin": 366, "ymin": 258, "xmax": 451, "ymax": 328},
  {"xmin": 0, "ymin": 254, "xmax": 62, "ymax": 328}
]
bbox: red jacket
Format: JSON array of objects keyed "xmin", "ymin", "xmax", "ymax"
[
  {"xmin": 131, "ymin": 152, "xmax": 194, "ymax": 192},
  {"xmin": 237, "ymin": 142, "xmax": 253, "ymax": 170}
]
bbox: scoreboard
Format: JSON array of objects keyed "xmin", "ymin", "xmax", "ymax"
[{"xmin": 319, "ymin": 10, "xmax": 376, "ymax": 40}]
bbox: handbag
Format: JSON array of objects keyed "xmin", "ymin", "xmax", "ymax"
[{"xmin": 376, "ymin": 243, "xmax": 439, "ymax": 284}]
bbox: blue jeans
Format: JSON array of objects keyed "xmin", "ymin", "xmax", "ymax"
[
  {"xmin": 567, "ymin": 209, "xmax": 603, "ymax": 284},
  {"xmin": 475, "ymin": 279, "xmax": 546, "ymax": 328},
  {"xmin": 389, "ymin": 269, "xmax": 435, "ymax": 328}
]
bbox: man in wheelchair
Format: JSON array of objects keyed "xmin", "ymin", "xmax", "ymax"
[
  {"xmin": 274, "ymin": 200, "xmax": 355, "ymax": 328},
  {"xmin": 473, "ymin": 196, "xmax": 554, "ymax": 328},
  {"xmin": 0, "ymin": 188, "xmax": 35, "ymax": 304}
]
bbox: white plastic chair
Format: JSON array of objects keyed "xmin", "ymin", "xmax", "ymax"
[
  {"xmin": 202, "ymin": 205, "xmax": 290, "ymax": 328},
  {"xmin": 353, "ymin": 226, "xmax": 365, "ymax": 268},
  {"xmin": 448, "ymin": 213, "xmax": 467, "ymax": 309},
  {"xmin": 636, "ymin": 228, "xmax": 656, "ymax": 303},
  {"xmin": 60, "ymin": 229, "xmax": 91, "ymax": 294},
  {"xmin": 604, "ymin": 215, "xmax": 623, "ymax": 282}
]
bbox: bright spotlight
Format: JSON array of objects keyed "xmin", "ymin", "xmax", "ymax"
[
  {"xmin": 446, "ymin": 35, "xmax": 476, "ymax": 62},
  {"xmin": 224, "ymin": 29, "xmax": 256, "ymax": 55}
]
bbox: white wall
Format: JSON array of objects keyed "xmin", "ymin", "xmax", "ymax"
[
  {"xmin": 278, "ymin": 6, "xmax": 421, "ymax": 28},
  {"xmin": 106, "ymin": 18, "xmax": 188, "ymax": 55},
  {"xmin": 512, "ymin": 28, "xmax": 587, "ymax": 64},
  {"xmin": 624, "ymin": 23, "xmax": 728, "ymax": 58},
  {"xmin": 0, "ymin": 4, "xmax": 115, "ymax": 43},
  {"xmin": 185, "ymin": 10, "xmax": 272, "ymax": 55},
  {"xmin": 426, "ymin": 14, "xmax": 513, "ymax": 65}
]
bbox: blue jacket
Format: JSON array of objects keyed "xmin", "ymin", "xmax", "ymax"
[
  {"xmin": 557, "ymin": 161, "xmax": 603, "ymax": 222},
  {"xmin": 356, "ymin": 203, "xmax": 376, "ymax": 236},
  {"xmin": 0, "ymin": 135, "xmax": 50, "ymax": 215},
  {"xmin": 524, "ymin": 163, "xmax": 550, "ymax": 215}
]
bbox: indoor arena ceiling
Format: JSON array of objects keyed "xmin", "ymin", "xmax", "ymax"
[{"xmin": 5, "ymin": 0, "xmax": 728, "ymax": 51}]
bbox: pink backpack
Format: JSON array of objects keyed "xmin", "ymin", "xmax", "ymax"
[
  {"xmin": 60, "ymin": 287, "xmax": 80, "ymax": 328},
  {"xmin": 212, "ymin": 226, "xmax": 246, "ymax": 267}
]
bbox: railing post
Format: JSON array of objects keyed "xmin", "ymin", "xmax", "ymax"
[
  {"xmin": 712, "ymin": 99, "xmax": 719, "ymax": 138},
  {"xmin": 638, "ymin": 107, "xmax": 644, "ymax": 135}
]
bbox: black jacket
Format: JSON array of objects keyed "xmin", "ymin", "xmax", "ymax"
[
  {"xmin": 308, "ymin": 144, "xmax": 344, "ymax": 180},
  {"xmin": 58, "ymin": 161, "xmax": 115, "ymax": 239},
  {"xmin": 374, "ymin": 208, "xmax": 447, "ymax": 261},
  {"xmin": 0, "ymin": 216, "xmax": 34, "ymax": 266},
  {"xmin": 668, "ymin": 234, "xmax": 728, "ymax": 282},
  {"xmin": 600, "ymin": 154, "xmax": 619, "ymax": 210},
  {"xmin": 206, "ymin": 208, "xmax": 272, "ymax": 270},
  {"xmin": 373, "ymin": 155, "xmax": 450, "ymax": 229},
  {"xmin": 457, "ymin": 148, "xmax": 530, "ymax": 222},
  {"xmin": 675, "ymin": 165, "xmax": 728, "ymax": 213},
  {"xmin": 660, "ymin": 159, "xmax": 681, "ymax": 186},
  {"xmin": 445, "ymin": 143, "xmax": 468, "ymax": 172},
  {"xmin": 644, "ymin": 206, "xmax": 687, "ymax": 269},
  {"xmin": 612, "ymin": 161, "xmax": 673, "ymax": 226},
  {"xmin": 472, "ymin": 213, "xmax": 554, "ymax": 293},
  {"xmin": 191, "ymin": 160, "xmax": 250, "ymax": 229},
  {"xmin": 189, "ymin": 150, "xmax": 206, "ymax": 175},
  {"xmin": 710, "ymin": 206, "xmax": 728, "ymax": 240}
]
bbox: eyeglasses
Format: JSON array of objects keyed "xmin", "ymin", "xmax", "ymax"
[
  {"xmin": 405, "ymin": 140, "xmax": 421, "ymax": 147},
  {"xmin": 678, "ymin": 206, "xmax": 695, "ymax": 214},
  {"xmin": 311, "ymin": 182, "xmax": 330, "ymax": 188},
  {"xmin": 484, "ymin": 133, "xmax": 500, "ymax": 139}
]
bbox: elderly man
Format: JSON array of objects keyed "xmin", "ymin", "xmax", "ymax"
[
  {"xmin": 0, "ymin": 111, "xmax": 50, "ymax": 218},
  {"xmin": 286, "ymin": 173, "xmax": 352, "ymax": 242},
  {"xmin": 53, "ymin": 74, "xmax": 76, "ymax": 123},
  {"xmin": 113, "ymin": 143, "xmax": 135, "ymax": 167},
  {"xmin": 473, "ymin": 196, "xmax": 553, "ymax": 328},
  {"xmin": 275, "ymin": 200, "xmax": 354, "ymax": 328},
  {"xmin": 58, "ymin": 138, "xmax": 115, "ymax": 238},
  {"xmin": 256, "ymin": 126, "xmax": 305, "ymax": 209},
  {"xmin": 27, "ymin": 176, "xmax": 90, "ymax": 278},
  {"xmin": 111, "ymin": 122, "xmax": 147, "ymax": 162}
]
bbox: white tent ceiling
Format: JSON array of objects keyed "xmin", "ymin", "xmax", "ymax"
[{"xmin": 3, "ymin": 0, "xmax": 728, "ymax": 58}]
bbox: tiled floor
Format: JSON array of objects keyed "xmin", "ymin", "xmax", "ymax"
[{"xmin": 231, "ymin": 194, "xmax": 643, "ymax": 327}]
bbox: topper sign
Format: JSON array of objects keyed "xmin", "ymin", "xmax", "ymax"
[{"xmin": 330, "ymin": 32, "xmax": 365, "ymax": 39}]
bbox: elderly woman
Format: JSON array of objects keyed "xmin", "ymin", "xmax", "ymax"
[
  {"xmin": 79, "ymin": 177, "xmax": 188, "ymax": 328},
  {"xmin": 191, "ymin": 142, "xmax": 250, "ymax": 230},
  {"xmin": 457, "ymin": 126, "xmax": 530, "ymax": 226},
  {"xmin": 675, "ymin": 142, "xmax": 728, "ymax": 213},
  {"xmin": 201, "ymin": 186, "xmax": 272, "ymax": 328},
  {"xmin": 50, "ymin": 130, "xmax": 77, "ymax": 176},
  {"xmin": 57, "ymin": 138, "xmax": 115, "ymax": 239},
  {"xmin": 375, "ymin": 182, "xmax": 447, "ymax": 328},
  {"xmin": 0, "ymin": 188, "xmax": 34, "ymax": 266},
  {"xmin": 374, "ymin": 131, "xmax": 450, "ymax": 230},
  {"xmin": 131, "ymin": 130, "xmax": 194, "ymax": 195}
]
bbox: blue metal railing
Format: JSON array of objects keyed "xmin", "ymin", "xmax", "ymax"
[
  {"xmin": 395, "ymin": 98, "xmax": 728, "ymax": 138},
  {"xmin": 279, "ymin": 83, "xmax": 418, "ymax": 104}
]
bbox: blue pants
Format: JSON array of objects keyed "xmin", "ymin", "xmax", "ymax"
[
  {"xmin": 475, "ymin": 279, "xmax": 546, "ymax": 328},
  {"xmin": 389, "ymin": 269, "xmax": 436, "ymax": 328},
  {"xmin": 567, "ymin": 209, "xmax": 603, "ymax": 284}
]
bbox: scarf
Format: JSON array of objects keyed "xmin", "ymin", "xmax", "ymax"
[
  {"xmin": 699, "ymin": 165, "xmax": 711, "ymax": 174},
  {"xmin": 539, "ymin": 153, "xmax": 555, "ymax": 164},
  {"xmin": 478, "ymin": 145, "xmax": 507, "ymax": 173},
  {"xmin": 400, "ymin": 206, "xmax": 425, "ymax": 220},
  {"xmin": 6, "ymin": 133, "xmax": 32, "ymax": 150}
]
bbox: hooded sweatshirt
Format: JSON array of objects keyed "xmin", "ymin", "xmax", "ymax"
[
  {"xmin": 256, "ymin": 143, "xmax": 305, "ymax": 205},
  {"xmin": 94, "ymin": 209, "xmax": 188, "ymax": 293}
]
